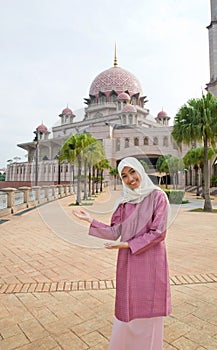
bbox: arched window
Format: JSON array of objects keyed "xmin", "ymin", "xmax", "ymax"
[
  {"xmin": 153, "ymin": 137, "xmax": 158, "ymax": 145},
  {"xmin": 163, "ymin": 136, "xmax": 168, "ymax": 147},
  {"xmin": 131, "ymin": 96, "xmax": 137, "ymax": 105},
  {"xmin": 122, "ymin": 115, "xmax": 126, "ymax": 124},
  {"xmin": 134, "ymin": 137, "xmax": 139, "ymax": 146},
  {"xmin": 110, "ymin": 91, "xmax": 117, "ymax": 102},
  {"xmin": 144, "ymin": 137, "xmax": 149, "ymax": 145},
  {"xmin": 125, "ymin": 138, "xmax": 130, "ymax": 148},
  {"xmin": 129, "ymin": 115, "xmax": 133, "ymax": 125},
  {"xmin": 116, "ymin": 138, "xmax": 120, "ymax": 152},
  {"xmin": 98, "ymin": 93, "xmax": 106, "ymax": 103}
]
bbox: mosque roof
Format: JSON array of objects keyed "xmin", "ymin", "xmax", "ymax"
[
  {"xmin": 89, "ymin": 66, "xmax": 143, "ymax": 96},
  {"xmin": 62, "ymin": 107, "xmax": 73, "ymax": 115},
  {"xmin": 157, "ymin": 110, "xmax": 169, "ymax": 119},
  {"xmin": 37, "ymin": 123, "xmax": 48, "ymax": 133}
]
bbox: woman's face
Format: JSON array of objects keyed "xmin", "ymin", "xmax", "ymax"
[{"xmin": 121, "ymin": 166, "xmax": 141, "ymax": 189}]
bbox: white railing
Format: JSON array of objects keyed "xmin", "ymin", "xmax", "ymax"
[{"xmin": 0, "ymin": 184, "xmax": 74, "ymax": 217}]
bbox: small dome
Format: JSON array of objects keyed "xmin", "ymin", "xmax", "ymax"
[
  {"xmin": 157, "ymin": 110, "xmax": 168, "ymax": 119},
  {"xmin": 62, "ymin": 107, "xmax": 73, "ymax": 115},
  {"xmin": 122, "ymin": 104, "xmax": 137, "ymax": 113},
  {"xmin": 37, "ymin": 123, "xmax": 48, "ymax": 133},
  {"xmin": 118, "ymin": 92, "xmax": 131, "ymax": 101}
]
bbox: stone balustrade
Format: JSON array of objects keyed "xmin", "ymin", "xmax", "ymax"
[{"xmin": 0, "ymin": 184, "xmax": 74, "ymax": 217}]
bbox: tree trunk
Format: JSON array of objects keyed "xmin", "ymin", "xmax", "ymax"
[
  {"xmin": 114, "ymin": 175, "xmax": 117, "ymax": 190},
  {"xmin": 200, "ymin": 164, "xmax": 205, "ymax": 198},
  {"xmin": 203, "ymin": 135, "xmax": 212, "ymax": 211},
  {"xmin": 194, "ymin": 165, "xmax": 200, "ymax": 196},
  {"xmin": 92, "ymin": 166, "xmax": 95, "ymax": 195},
  {"xmin": 83, "ymin": 159, "xmax": 88, "ymax": 200},
  {"xmin": 88, "ymin": 164, "xmax": 91, "ymax": 198},
  {"xmin": 76, "ymin": 156, "xmax": 82, "ymax": 205},
  {"xmin": 96, "ymin": 167, "xmax": 99, "ymax": 193},
  {"xmin": 100, "ymin": 170, "xmax": 103, "ymax": 192}
]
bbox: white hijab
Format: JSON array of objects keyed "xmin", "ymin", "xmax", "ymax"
[{"xmin": 117, "ymin": 157, "xmax": 160, "ymax": 204}]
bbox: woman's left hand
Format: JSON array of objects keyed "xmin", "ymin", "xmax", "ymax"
[{"xmin": 104, "ymin": 242, "xmax": 129, "ymax": 249}]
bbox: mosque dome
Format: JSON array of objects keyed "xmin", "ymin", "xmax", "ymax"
[
  {"xmin": 37, "ymin": 123, "xmax": 48, "ymax": 133},
  {"xmin": 157, "ymin": 110, "xmax": 169, "ymax": 119},
  {"xmin": 118, "ymin": 92, "xmax": 131, "ymax": 101},
  {"xmin": 62, "ymin": 107, "xmax": 73, "ymax": 115},
  {"xmin": 122, "ymin": 104, "xmax": 137, "ymax": 113},
  {"xmin": 89, "ymin": 66, "xmax": 143, "ymax": 96}
]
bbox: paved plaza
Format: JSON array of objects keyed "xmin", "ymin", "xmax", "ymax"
[{"xmin": 0, "ymin": 189, "xmax": 217, "ymax": 349}]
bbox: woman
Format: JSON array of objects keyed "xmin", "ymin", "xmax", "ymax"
[{"xmin": 72, "ymin": 157, "xmax": 172, "ymax": 350}]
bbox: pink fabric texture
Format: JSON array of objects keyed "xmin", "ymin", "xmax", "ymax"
[{"xmin": 89, "ymin": 189, "xmax": 172, "ymax": 322}]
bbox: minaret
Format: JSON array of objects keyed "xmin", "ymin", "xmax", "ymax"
[{"xmin": 207, "ymin": 0, "xmax": 217, "ymax": 96}]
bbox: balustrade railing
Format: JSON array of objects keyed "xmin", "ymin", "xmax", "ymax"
[{"xmin": 0, "ymin": 184, "xmax": 74, "ymax": 217}]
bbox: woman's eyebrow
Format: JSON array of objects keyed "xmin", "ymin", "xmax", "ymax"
[{"xmin": 121, "ymin": 168, "xmax": 134, "ymax": 176}]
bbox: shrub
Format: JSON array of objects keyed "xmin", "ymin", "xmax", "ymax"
[
  {"xmin": 210, "ymin": 175, "xmax": 217, "ymax": 187},
  {"xmin": 163, "ymin": 189, "xmax": 185, "ymax": 204}
]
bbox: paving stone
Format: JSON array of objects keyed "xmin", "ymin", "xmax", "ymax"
[
  {"xmin": 0, "ymin": 192, "xmax": 217, "ymax": 349},
  {"xmin": 172, "ymin": 336, "xmax": 200, "ymax": 349},
  {"xmin": 53, "ymin": 330, "xmax": 89, "ymax": 350},
  {"xmin": 18, "ymin": 318, "xmax": 49, "ymax": 342},
  {"xmin": 0, "ymin": 332, "xmax": 29, "ymax": 349}
]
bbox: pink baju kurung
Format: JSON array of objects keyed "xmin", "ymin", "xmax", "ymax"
[{"xmin": 89, "ymin": 189, "xmax": 171, "ymax": 348}]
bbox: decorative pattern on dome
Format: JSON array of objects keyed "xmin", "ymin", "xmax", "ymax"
[
  {"xmin": 89, "ymin": 66, "xmax": 143, "ymax": 96},
  {"xmin": 118, "ymin": 92, "xmax": 131, "ymax": 101},
  {"xmin": 122, "ymin": 104, "xmax": 137, "ymax": 113}
]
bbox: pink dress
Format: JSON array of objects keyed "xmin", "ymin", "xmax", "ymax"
[{"xmin": 89, "ymin": 189, "xmax": 172, "ymax": 348}]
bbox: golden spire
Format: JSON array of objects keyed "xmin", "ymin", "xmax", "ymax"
[{"xmin": 114, "ymin": 42, "xmax": 118, "ymax": 67}]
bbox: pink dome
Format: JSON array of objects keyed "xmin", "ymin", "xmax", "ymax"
[
  {"xmin": 37, "ymin": 123, "xmax": 48, "ymax": 133},
  {"xmin": 89, "ymin": 66, "xmax": 143, "ymax": 96},
  {"xmin": 122, "ymin": 104, "xmax": 137, "ymax": 113},
  {"xmin": 157, "ymin": 110, "xmax": 168, "ymax": 119},
  {"xmin": 118, "ymin": 92, "xmax": 131, "ymax": 101},
  {"xmin": 62, "ymin": 107, "xmax": 73, "ymax": 115}
]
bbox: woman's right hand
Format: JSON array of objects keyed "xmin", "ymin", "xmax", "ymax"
[{"xmin": 72, "ymin": 209, "xmax": 93, "ymax": 224}]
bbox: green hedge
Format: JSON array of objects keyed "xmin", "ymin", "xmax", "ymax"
[{"xmin": 163, "ymin": 189, "xmax": 185, "ymax": 204}]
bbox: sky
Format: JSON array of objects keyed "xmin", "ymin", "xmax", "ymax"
[{"xmin": 0, "ymin": 0, "xmax": 211, "ymax": 168}]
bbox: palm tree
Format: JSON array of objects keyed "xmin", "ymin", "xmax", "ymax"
[
  {"xmin": 172, "ymin": 92, "xmax": 217, "ymax": 211},
  {"xmin": 156, "ymin": 155, "xmax": 172, "ymax": 188},
  {"xmin": 84, "ymin": 140, "xmax": 105, "ymax": 197},
  {"xmin": 60, "ymin": 134, "xmax": 98, "ymax": 205},
  {"xmin": 183, "ymin": 148, "xmax": 201, "ymax": 196},
  {"xmin": 110, "ymin": 167, "xmax": 119, "ymax": 190},
  {"xmin": 163, "ymin": 156, "xmax": 185, "ymax": 189},
  {"xmin": 96, "ymin": 159, "xmax": 111, "ymax": 192},
  {"xmin": 183, "ymin": 147, "xmax": 215, "ymax": 196}
]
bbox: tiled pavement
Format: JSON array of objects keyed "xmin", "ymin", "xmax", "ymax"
[{"xmin": 0, "ymin": 190, "xmax": 217, "ymax": 349}]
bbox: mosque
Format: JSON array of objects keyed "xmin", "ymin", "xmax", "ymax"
[
  {"xmin": 6, "ymin": 0, "xmax": 217, "ymax": 184},
  {"xmin": 6, "ymin": 49, "xmax": 183, "ymax": 184}
]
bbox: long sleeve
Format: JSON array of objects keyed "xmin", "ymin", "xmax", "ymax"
[
  {"xmin": 127, "ymin": 191, "xmax": 168, "ymax": 255},
  {"xmin": 88, "ymin": 206, "xmax": 122, "ymax": 241}
]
